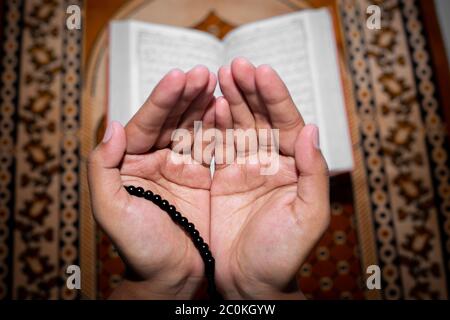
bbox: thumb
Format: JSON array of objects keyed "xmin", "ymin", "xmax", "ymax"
[
  {"xmin": 87, "ymin": 121, "xmax": 127, "ymax": 222},
  {"xmin": 290, "ymin": 125, "xmax": 330, "ymax": 267},
  {"xmin": 294, "ymin": 124, "xmax": 329, "ymax": 211}
]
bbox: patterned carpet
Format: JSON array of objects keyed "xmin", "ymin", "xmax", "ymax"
[{"xmin": 0, "ymin": 0, "xmax": 449, "ymax": 299}]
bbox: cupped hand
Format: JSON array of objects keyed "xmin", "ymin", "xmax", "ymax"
[
  {"xmin": 211, "ymin": 58, "xmax": 330, "ymax": 299},
  {"xmin": 87, "ymin": 66, "xmax": 216, "ymax": 299}
]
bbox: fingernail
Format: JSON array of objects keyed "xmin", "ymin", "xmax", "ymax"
[
  {"xmin": 103, "ymin": 121, "xmax": 114, "ymax": 143},
  {"xmin": 310, "ymin": 124, "xmax": 320, "ymax": 150},
  {"xmin": 259, "ymin": 64, "xmax": 272, "ymax": 69},
  {"xmin": 169, "ymin": 68, "xmax": 183, "ymax": 76}
]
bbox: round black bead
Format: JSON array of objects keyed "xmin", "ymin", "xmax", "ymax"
[
  {"xmin": 199, "ymin": 242, "xmax": 209, "ymax": 252},
  {"xmin": 135, "ymin": 187, "xmax": 144, "ymax": 196},
  {"xmin": 125, "ymin": 185, "xmax": 135, "ymax": 194},
  {"xmin": 143, "ymin": 190, "xmax": 153, "ymax": 200},
  {"xmin": 160, "ymin": 200, "xmax": 169, "ymax": 210},
  {"xmin": 171, "ymin": 211, "xmax": 181, "ymax": 222},
  {"xmin": 201, "ymin": 250, "xmax": 211, "ymax": 259},
  {"xmin": 185, "ymin": 222, "xmax": 195, "ymax": 232},
  {"xmin": 205, "ymin": 257, "xmax": 215, "ymax": 275},
  {"xmin": 191, "ymin": 229, "xmax": 199, "ymax": 238},
  {"xmin": 179, "ymin": 217, "xmax": 188, "ymax": 227},
  {"xmin": 205, "ymin": 256, "xmax": 215, "ymax": 265},
  {"xmin": 167, "ymin": 205, "xmax": 176, "ymax": 213},
  {"xmin": 153, "ymin": 194, "xmax": 162, "ymax": 204},
  {"xmin": 194, "ymin": 236, "xmax": 204, "ymax": 246}
]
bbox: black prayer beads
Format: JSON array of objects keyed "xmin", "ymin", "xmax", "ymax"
[{"xmin": 124, "ymin": 185, "xmax": 221, "ymax": 300}]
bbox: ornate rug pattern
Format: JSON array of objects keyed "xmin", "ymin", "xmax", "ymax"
[
  {"xmin": 0, "ymin": 0, "xmax": 449, "ymax": 299},
  {"xmin": 0, "ymin": 0, "xmax": 82, "ymax": 299},
  {"xmin": 341, "ymin": 0, "xmax": 450, "ymax": 299}
]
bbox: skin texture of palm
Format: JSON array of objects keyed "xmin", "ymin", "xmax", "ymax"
[
  {"xmin": 87, "ymin": 58, "xmax": 330, "ymax": 300},
  {"xmin": 116, "ymin": 149, "xmax": 211, "ymax": 285},
  {"xmin": 88, "ymin": 66, "xmax": 218, "ymax": 299},
  {"xmin": 210, "ymin": 58, "xmax": 330, "ymax": 299},
  {"xmin": 211, "ymin": 158, "xmax": 299, "ymax": 297}
]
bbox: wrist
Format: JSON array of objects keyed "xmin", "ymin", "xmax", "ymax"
[
  {"xmin": 109, "ymin": 272, "xmax": 204, "ymax": 300},
  {"xmin": 223, "ymin": 278, "xmax": 305, "ymax": 300},
  {"xmin": 224, "ymin": 288, "xmax": 306, "ymax": 300}
]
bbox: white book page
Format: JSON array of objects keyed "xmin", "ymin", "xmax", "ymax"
[
  {"xmin": 110, "ymin": 13, "xmax": 353, "ymax": 172},
  {"xmin": 110, "ymin": 21, "xmax": 224, "ymax": 125},
  {"xmin": 304, "ymin": 10, "xmax": 353, "ymax": 172},
  {"xmin": 222, "ymin": 12, "xmax": 317, "ymax": 125},
  {"xmin": 222, "ymin": 10, "xmax": 353, "ymax": 172}
]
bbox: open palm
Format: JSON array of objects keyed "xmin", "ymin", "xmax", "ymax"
[
  {"xmin": 88, "ymin": 66, "xmax": 216, "ymax": 298},
  {"xmin": 211, "ymin": 59, "xmax": 330, "ymax": 299},
  {"xmin": 88, "ymin": 61, "xmax": 330, "ymax": 300}
]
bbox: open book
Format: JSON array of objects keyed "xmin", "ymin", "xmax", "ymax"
[{"xmin": 109, "ymin": 9, "xmax": 353, "ymax": 172}]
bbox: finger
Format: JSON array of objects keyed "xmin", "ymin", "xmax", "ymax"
[
  {"xmin": 218, "ymin": 65, "xmax": 255, "ymax": 129},
  {"xmin": 192, "ymin": 98, "xmax": 215, "ymax": 166},
  {"xmin": 255, "ymin": 64, "xmax": 304, "ymax": 156},
  {"xmin": 125, "ymin": 69, "xmax": 186, "ymax": 154},
  {"xmin": 177, "ymin": 72, "xmax": 217, "ymax": 131},
  {"xmin": 154, "ymin": 65, "xmax": 210, "ymax": 149},
  {"xmin": 230, "ymin": 57, "xmax": 271, "ymax": 131},
  {"xmin": 214, "ymin": 97, "xmax": 235, "ymax": 169},
  {"xmin": 87, "ymin": 121, "xmax": 128, "ymax": 225},
  {"xmin": 294, "ymin": 124, "xmax": 329, "ymax": 223},
  {"xmin": 171, "ymin": 72, "xmax": 216, "ymax": 156},
  {"xmin": 219, "ymin": 65, "xmax": 258, "ymax": 158}
]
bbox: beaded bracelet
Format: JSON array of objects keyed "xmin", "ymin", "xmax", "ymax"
[{"xmin": 124, "ymin": 185, "xmax": 222, "ymax": 300}]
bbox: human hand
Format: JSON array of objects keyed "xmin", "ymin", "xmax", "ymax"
[
  {"xmin": 211, "ymin": 58, "xmax": 330, "ymax": 299},
  {"xmin": 87, "ymin": 66, "xmax": 217, "ymax": 299}
]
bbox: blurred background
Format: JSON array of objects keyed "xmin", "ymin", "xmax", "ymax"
[{"xmin": 0, "ymin": 0, "xmax": 449, "ymax": 300}]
